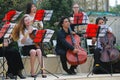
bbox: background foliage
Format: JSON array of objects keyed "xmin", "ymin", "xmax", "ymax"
[
  {"xmin": 0, "ymin": 0, "xmax": 31, "ymax": 24},
  {"xmin": 0, "ymin": 0, "xmax": 73, "ymax": 35},
  {"xmin": 40, "ymin": 0, "xmax": 73, "ymax": 34}
]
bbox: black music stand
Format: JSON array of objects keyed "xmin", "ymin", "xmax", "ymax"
[
  {"xmin": 43, "ymin": 10, "xmax": 53, "ymax": 21},
  {"xmin": 87, "ymin": 25, "xmax": 113, "ymax": 77},
  {"xmin": 0, "ymin": 23, "xmax": 11, "ymax": 80},
  {"xmin": 32, "ymin": 30, "xmax": 59, "ymax": 80},
  {"xmin": 0, "ymin": 10, "xmax": 21, "ymax": 80}
]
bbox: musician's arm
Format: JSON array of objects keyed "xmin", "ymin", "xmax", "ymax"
[
  {"xmin": 57, "ymin": 31, "xmax": 74, "ymax": 51},
  {"xmin": 91, "ymin": 37, "xmax": 97, "ymax": 45},
  {"xmin": 20, "ymin": 33, "xmax": 27, "ymax": 44},
  {"xmin": 0, "ymin": 39, "xmax": 9, "ymax": 47}
]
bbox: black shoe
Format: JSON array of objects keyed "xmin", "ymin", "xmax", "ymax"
[
  {"xmin": 6, "ymin": 72, "xmax": 17, "ymax": 79},
  {"xmin": 93, "ymin": 64, "xmax": 101, "ymax": 74},
  {"xmin": 30, "ymin": 74, "xmax": 37, "ymax": 78},
  {"xmin": 17, "ymin": 70, "xmax": 26, "ymax": 79},
  {"xmin": 70, "ymin": 68, "xmax": 77, "ymax": 74},
  {"xmin": 42, "ymin": 74, "xmax": 47, "ymax": 78},
  {"xmin": 71, "ymin": 69, "xmax": 76, "ymax": 74},
  {"xmin": 66, "ymin": 69, "xmax": 74, "ymax": 75}
]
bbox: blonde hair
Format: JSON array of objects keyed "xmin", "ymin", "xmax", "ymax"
[{"xmin": 12, "ymin": 16, "xmax": 28, "ymax": 41}]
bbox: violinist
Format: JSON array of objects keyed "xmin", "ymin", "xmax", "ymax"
[
  {"xmin": 55, "ymin": 17, "xmax": 79, "ymax": 75},
  {"xmin": 92, "ymin": 17, "xmax": 120, "ymax": 74},
  {"xmin": 69, "ymin": 3, "xmax": 89, "ymax": 35},
  {"xmin": 25, "ymin": 2, "xmax": 43, "ymax": 29},
  {"xmin": 12, "ymin": 16, "xmax": 46, "ymax": 78}
]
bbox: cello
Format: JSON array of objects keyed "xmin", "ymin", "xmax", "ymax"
[
  {"xmin": 100, "ymin": 31, "xmax": 120, "ymax": 63},
  {"xmin": 66, "ymin": 27, "xmax": 87, "ymax": 65}
]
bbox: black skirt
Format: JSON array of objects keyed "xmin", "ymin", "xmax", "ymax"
[{"xmin": 22, "ymin": 45, "xmax": 36, "ymax": 56}]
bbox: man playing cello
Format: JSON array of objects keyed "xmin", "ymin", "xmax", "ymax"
[{"xmin": 55, "ymin": 17, "xmax": 87, "ymax": 75}]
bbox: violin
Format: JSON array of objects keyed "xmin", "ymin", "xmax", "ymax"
[
  {"xmin": 29, "ymin": 30, "xmax": 39, "ymax": 48},
  {"xmin": 100, "ymin": 32, "xmax": 120, "ymax": 63},
  {"xmin": 66, "ymin": 27, "xmax": 87, "ymax": 65},
  {"xmin": 29, "ymin": 29, "xmax": 46, "ymax": 48}
]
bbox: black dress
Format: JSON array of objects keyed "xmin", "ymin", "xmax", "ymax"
[{"xmin": 0, "ymin": 39, "xmax": 24, "ymax": 75}]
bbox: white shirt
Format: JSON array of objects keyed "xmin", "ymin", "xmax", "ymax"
[
  {"xmin": 24, "ymin": 14, "xmax": 43, "ymax": 29},
  {"xmin": 18, "ymin": 27, "xmax": 37, "ymax": 46},
  {"xmin": 96, "ymin": 25, "xmax": 112, "ymax": 49}
]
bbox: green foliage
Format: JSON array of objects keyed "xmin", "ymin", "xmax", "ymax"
[
  {"xmin": 40, "ymin": 0, "xmax": 73, "ymax": 28},
  {"xmin": 40, "ymin": 0, "xmax": 73, "ymax": 39},
  {"xmin": 0, "ymin": 0, "xmax": 32, "ymax": 24},
  {"xmin": 109, "ymin": 5, "xmax": 120, "ymax": 15}
]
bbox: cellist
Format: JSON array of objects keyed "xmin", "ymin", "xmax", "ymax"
[
  {"xmin": 92, "ymin": 17, "xmax": 120, "ymax": 74},
  {"xmin": 55, "ymin": 17, "xmax": 79, "ymax": 75}
]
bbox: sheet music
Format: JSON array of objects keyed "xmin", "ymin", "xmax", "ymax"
[
  {"xmin": 98, "ymin": 25, "xmax": 108, "ymax": 37},
  {"xmin": 11, "ymin": 11, "xmax": 23, "ymax": 21},
  {"xmin": 43, "ymin": 10, "xmax": 53, "ymax": 21},
  {"xmin": 4, "ymin": 23, "xmax": 16, "ymax": 38},
  {"xmin": 43, "ymin": 29, "xmax": 54, "ymax": 42}
]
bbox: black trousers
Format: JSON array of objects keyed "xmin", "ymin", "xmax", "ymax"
[
  {"xmin": 0, "ymin": 47, "xmax": 24, "ymax": 75},
  {"xmin": 93, "ymin": 48, "xmax": 120, "ymax": 73},
  {"xmin": 94, "ymin": 48, "xmax": 102, "ymax": 64}
]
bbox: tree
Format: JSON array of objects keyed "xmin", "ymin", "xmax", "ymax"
[
  {"xmin": 0, "ymin": 0, "xmax": 32, "ymax": 25},
  {"xmin": 40, "ymin": 0, "xmax": 73, "ymax": 30},
  {"xmin": 109, "ymin": 5, "xmax": 120, "ymax": 15}
]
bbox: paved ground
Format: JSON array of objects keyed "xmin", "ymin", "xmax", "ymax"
[{"xmin": 1, "ymin": 73, "xmax": 120, "ymax": 80}]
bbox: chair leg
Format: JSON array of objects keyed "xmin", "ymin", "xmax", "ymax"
[
  {"xmin": 55, "ymin": 56, "xmax": 63, "ymax": 74},
  {"xmin": 0, "ymin": 58, "xmax": 7, "ymax": 74},
  {"xmin": 22, "ymin": 56, "xmax": 28, "ymax": 76}
]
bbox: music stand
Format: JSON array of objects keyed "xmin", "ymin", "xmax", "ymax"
[
  {"xmin": 87, "ymin": 25, "xmax": 112, "ymax": 77},
  {"xmin": 0, "ymin": 9, "xmax": 21, "ymax": 80},
  {"xmin": 43, "ymin": 10, "xmax": 53, "ymax": 21},
  {"xmin": 32, "ymin": 29, "xmax": 59, "ymax": 80},
  {"xmin": 34, "ymin": 10, "xmax": 53, "ymax": 22},
  {"xmin": 0, "ymin": 23, "xmax": 11, "ymax": 80},
  {"xmin": 72, "ymin": 12, "xmax": 89, "ymax": 25}
]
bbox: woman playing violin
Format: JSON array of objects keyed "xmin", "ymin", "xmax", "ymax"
[
  {"xmin": 12, "ymin": 16, "xmax": 46, "ymax": 78},
  {"xmin": 25, "ymin": 2, "xmax": 43, "ymax": 29},
  {"xmin": 55, "ymin": 17, "xmax": 79, "ymax": 75},
  {"xmin": 92, "ymin": 17, "xmax": 120, "ymax": 74}
]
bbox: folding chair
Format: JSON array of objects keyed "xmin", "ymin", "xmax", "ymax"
[
  {"xmin": 51, "ymin": 40, "xmax": 63, "ymax": 73},
  {"xmin": 0, "ymin": 57, "xmax": 7, "ymax": 75}
]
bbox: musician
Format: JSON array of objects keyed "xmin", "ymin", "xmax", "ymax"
[
  {"xmin": 55, "ymin": 17, "xmax": 79, "ymax": 75},
  {"xmin": 25, "ymin": 2, "xmax": 43, "ymax": 29},
  {"xmin": 70, "ymin": 3, "xmax": 89, "ymax": 32},
  {"xmin": 0, "ymin": 36, "xmax": 25, "ymax": 79},
  {"xmin": 92, "ymin": 17, "xmax": 120, "ymax": 74},
  {"xmin": 12, "ymin": 16, "xmax": 46, "ymax": 78}
]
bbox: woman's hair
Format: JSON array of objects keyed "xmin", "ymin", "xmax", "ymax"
[
  {"xmin": 59, "ymin": 17, "xmax": 69, "ymax": 28},
  {"xmin": 95, "ymin": 17, "xmax": 105, "ymax": 24},
  {"xmin": 12, "ymin": 16, "xmax": 27, "ymax": 41},
  {"xmin": 26, "ymin": 2, "xmax": 35, "ymax": 14}
]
